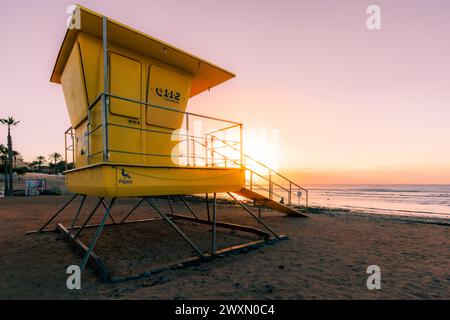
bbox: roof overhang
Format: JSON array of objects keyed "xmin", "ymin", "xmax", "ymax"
[{"xmin": 50, "ymin": 5, "xmax": 235, "ymax": 97}]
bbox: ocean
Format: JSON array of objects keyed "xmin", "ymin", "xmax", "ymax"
[{"xmin": 303, "ymin": 184, "xmax": 450, "ymax": 220}]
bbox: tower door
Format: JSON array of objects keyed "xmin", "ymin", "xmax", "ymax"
[{"xmin": 108, "ymin": 52, "xmax": 142, "ymax": 163}]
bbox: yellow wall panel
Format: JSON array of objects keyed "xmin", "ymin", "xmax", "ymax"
[
  {"xmin": 74, "ymin": 120, "xmax": 88, "ymax": 168},
  {"xmin": 146, "ymin": 65, "xmax": 191, "ymax": 129},
  {"xmin": 109, "ymin": 52, "xmax": 141, "ymax": 119},
  {"xmin": 60, "ymin": 43, "xmax": 88, "ymax": 128},
  {"xmin": 78, "ymin": 33, "xmax": 103, "ymax": 106},
  {"xmin": 144, "ymin": 130, "xmax": 175, "ymax": 166},
  {"xmin": 109, "ymin": 119, "xmax": 142, "ymax": 163}
]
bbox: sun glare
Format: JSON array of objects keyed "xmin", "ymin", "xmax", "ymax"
[{"xmin": 244, "ymin": 129, "xmax": 280, "ymax": 171}]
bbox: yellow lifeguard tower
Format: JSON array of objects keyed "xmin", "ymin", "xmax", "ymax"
[
  {"xmin": 51, "ymin": 6, "xmax": 244, "ymax": 197},
  {"xmin": 35, "ymin": 5, "xmax": 308, "ymax": 282}
]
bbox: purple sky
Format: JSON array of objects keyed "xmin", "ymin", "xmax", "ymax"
[{"xmin": 1, "ymin": 0, "xmax": 449, "ymax": 183}]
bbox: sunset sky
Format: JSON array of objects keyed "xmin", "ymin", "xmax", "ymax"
[{"xmin": 1, "ymin": 0, "xmax": 449, "ymax": 183}]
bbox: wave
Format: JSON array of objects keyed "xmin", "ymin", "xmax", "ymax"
[{"xmin": 305, "ymin": 184, "xmax": 450, "ymax": 217}]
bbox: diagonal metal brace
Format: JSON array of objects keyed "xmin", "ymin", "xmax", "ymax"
[
  {"xmin": 179, "ymin": 195, "xmax": 199, "ymax": 219},
  {"xmin": 145, "ymin": 197, "xmax": 204, "ymax": 258},
  {"xmin": 228, "ymin": 192, "xmax": 282, "ymax": 240},
  {"xmin": 69, "ymin": 194, "xmax": 87, "ymax": 234},
  {"xmin": 80, "ymin": 197, "xmax": 117, "ymax": 272},
  {"xmin": 101, "ymin": 199, "xmax": 117, "ymax": 224},
  {"xmin": 74, "ymin": 197, "xmax": 104, "ymax": 239},
  {"xmin": 120, "ymin": 197, "xmax": 146, "ymax": 223},
  {"xmin": 37, "ymin": 193, "xmax": 78, "ymax": 232}
]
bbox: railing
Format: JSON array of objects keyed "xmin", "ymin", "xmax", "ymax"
[
  {"xmin": 65, "ymin": 92, "xmax": 243, "ymax": 169},
  {"xmin": 245, "ymin": 163, "xmax": 309, "ymax": 209},
  {"xmin": 64, "ymin": 127, "xmax": 74, "ymax": 171},
  {"xmin": 204, "ymin": 134, "xmax": 308, "ymax": 209}
]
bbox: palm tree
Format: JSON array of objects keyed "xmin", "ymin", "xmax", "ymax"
[
  {"xmin": 0, "ymin": 144, "xmax": 8, "ymax": 193},
  {"xmin": 0, "ymin": 144, "xmax": 7, "ymax": 166},
  {"xmin": 28, "ymin": 161, "xmax": 39, "ymax": 172},
  {"xmin": 16, "ymin": 155, "xmax": 24, "ymax": 166},
  {"xmin": 0, "ymin": 117, "xmax": 20, "ymax": 196},
  {"xmin": 49, "ymin": 152, "xmax": 62, "ymax": 174},
  {"xmin": 12, "ymin": 150, "xmax": 21, "ymax": 168},
  {"xmin": 35, "ymin": 156, "xmax": 46, "ymax": 173}
]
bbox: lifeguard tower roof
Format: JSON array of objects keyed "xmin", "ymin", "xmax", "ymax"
[{"xmin": 50, "ymin": 5, "xmax": 235, "ymax": 97}]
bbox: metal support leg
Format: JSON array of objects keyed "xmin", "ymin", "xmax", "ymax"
[
  {"xmin": 205, "ymin": 193, "xmax": 211, "ymax": 222},
  {"xmin": 145, "ymin": 198, "xmax": 204, "ymax": 258},
  {"xmin": 120, "ymin": 197, "xmax": 145, "ymax": 223},
  {"xmin": 167, "ymin": 195, "xmax": 174, "ymax": 214},
  {"xmin": 80, "ymin": 197, "xmax": 117, "ymax": 272},
  {"xmin": 179, "ymin": 195, "xmax": 199, "ymax": 219},
  {"xmin": 37, "ymin": 193, "xmax": 78, "ymax": 232},
  {"xmin": 74, "ymin": 197, "xmax": 104, "ymax": 239},
  {"xmin": 227, "ymin": 192, "xmax": 282, "ymax": 240},
  {"xmin": 101, "ymin": 16, "xmax": 110, "ymax": 163},
  {"xmin": 69, "ymin": 195, "xmax": 87, "ymax": 234},
  {"xmin": 101, "ymin": 199, "xmax": 117, "ymax": 224},
  {"xmin": 211, "ymin": 193, "xmax": 217, "ymax": 255}
]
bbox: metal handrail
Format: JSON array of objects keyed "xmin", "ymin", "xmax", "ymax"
[
  {"xmin": 206, "ymin": 140, "xmax": 307, "ymax": 204},
  {"xmin": 206, "ymin": 134, "xmax": 308, "ymax": 207},
  {"xmin": 207, "ymin": 134, "xmax": 308, "ymax": 191},
  {"xmin": 245, "ymin": 179, "xmax": 286, "ymax": 200},
  {"xmin": 86, "ymin": 92, "xmax": 243, "ymax": 166},
  {"xmin": 246, "ymin": 167, "xmax": 307, "ymax": 202},
  {"xmin": 64, "ymin": 127, "xmax": 75, "ymax": 171},
  {"xmin": 105, "ymin": 93, "xmax": 242, "ymax": 126}
]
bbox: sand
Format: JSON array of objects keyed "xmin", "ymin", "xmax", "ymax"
[{"xmin": 0, "ymin": 195, "xmax": 448, "ymax": 299}]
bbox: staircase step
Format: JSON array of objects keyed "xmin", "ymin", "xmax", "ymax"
[{"xmin": 235, "ymin": 188, "xmax": 308, "ymax": 217}]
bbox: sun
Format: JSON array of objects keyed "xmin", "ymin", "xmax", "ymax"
[{"xmin": 243, "ymin": 129, "xmax": 280, "ymax": 171}]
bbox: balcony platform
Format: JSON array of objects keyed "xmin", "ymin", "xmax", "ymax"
[{"xmin": 65, "ymin": 163, "xmax": 244, "ymax": 197}]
